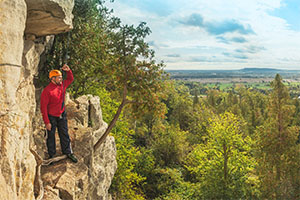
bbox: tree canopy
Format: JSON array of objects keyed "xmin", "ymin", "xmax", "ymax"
[{"xmin": 43, "ymin": 0, "xmax": 300, "ymax": 199}]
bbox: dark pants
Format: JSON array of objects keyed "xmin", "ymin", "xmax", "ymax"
[{"xmin": 47, "ymin": 111, "xmax": 72, "ymax": 157}]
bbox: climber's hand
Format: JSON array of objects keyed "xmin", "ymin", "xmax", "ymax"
[
  {"xmin": 61, "ymin": 64, "xmax": 70, "ymax": 71},
  {"xmin": 46, "ymin": 123, "xmax": 51, "ymax": 131}
]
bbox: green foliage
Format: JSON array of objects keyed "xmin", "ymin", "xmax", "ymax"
[
  {"xmin": 186, "ymin": 102, "xmax": 214, "ymax": 145},
  {"xmin": 134, "ymin": 147, "xmax": 156, "ymax": 181},
  {"xmin": 150, "ymin": 124, "xmax": 189, "ymax": 167},
  {"xmin": 110, "ymin": 124, "xmax": 146, "ymax": 200},
  {"xmin": 103, "ymin": 19, "xmax": 168, "ymax": 118},
  {"xmin": 255, "ymin": 74, "xmax": 300, "ymax": 199},
  {"xmin": 41, "ymin": 0, "xmax": 300, "ymax": 198},
  {"xmin": 205, "ymin": 89, "xmax": 225, "ymax": 113},
  {"xmin": 152, "ymin": 168, "xmax": 201, "ymax": 200},
  {"xmin": 232, "ymin": 87, "xmax": 267, "ymax": 134},
  {"xmin": 92, "ymin": 16, "xmax": 167, "ymax": 152},
  {"xmin": 95, "ymin": 88, "xmax": 146, "ymax": 199},
  {"xmin": 39, "ymin": 0, "xmax": 111, "ymax": 94},
  {"xmin": 185, "ymin": 112, "xmax": 259, "ymax": 199},
  {"xmin": 291, "ymin": 98, "xmax": 300, "ymax": 126},
  {"xmin": 166, "ymin": 82, "xmax": 194, "ymax": 130}
]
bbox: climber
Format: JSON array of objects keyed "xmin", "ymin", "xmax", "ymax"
[{"xmin": 40, "ymin": 64, "xmax": 78, "ymax": 163}]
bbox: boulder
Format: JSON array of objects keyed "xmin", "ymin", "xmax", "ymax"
[{"xmin": 25, "ymin": 0, "xmax": 74, "ymax": 37}]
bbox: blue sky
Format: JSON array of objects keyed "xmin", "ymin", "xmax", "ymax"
[{"xmin": 106, "ymin": 0, "xmax": 300, "ymax": 70}]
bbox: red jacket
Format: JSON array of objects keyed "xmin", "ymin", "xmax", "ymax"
[{"xmin": 40, "ymin": 70, "xmax": 74, "ymax": 124}]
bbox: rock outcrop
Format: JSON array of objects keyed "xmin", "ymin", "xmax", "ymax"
[
  {"xmin": 25, "ymin": 0, "xmax": 74, "ymax": 37},
  {"xmin": 0, "ymin": 0, "xmax": 117, "ymax": 199},
  {"xmin": 33, "ymin": 95, "xmax": 117, "ymax": 200}
]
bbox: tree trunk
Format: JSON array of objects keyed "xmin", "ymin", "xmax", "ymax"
[{"xmin": 93, "ymin": 85, "xmax": 128, "ymax": 151}]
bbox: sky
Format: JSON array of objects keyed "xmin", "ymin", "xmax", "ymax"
[{"xmin": 105, "ymin": 0, "xmax": 300, "ymax": 70}]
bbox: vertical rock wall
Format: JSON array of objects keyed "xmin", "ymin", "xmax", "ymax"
[
  {"xmin": 0, "ymin": 1, "xmax": 36, "ymax": 199},
  {"xmin": 0, "ymin": 0, "xmax": 117, "ymax": 199}
]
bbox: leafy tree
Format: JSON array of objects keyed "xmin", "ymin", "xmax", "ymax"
[
  {"xmin": 93, "ymin": 19, "xmax": 167, "ymax": 151},
  {"xmin": 44, "ymin": 0, "xmax": 166, "ymax": 198},
  {"xmin": 255, "ymin": 74, "xmax": 300, "ymax": 199},
  {"xmin": 185, "ymin": 112, "xmax": 259, "ymax": 199},
  {"xmin": 205, "ymin": 89, "xmax": 226, "ymax": 113},
  {"xmin": 150, "ymin": 124, "xmax": 189, "ymax": 167},
  {"xmin": 131, "ymin": 111, "xmax": 157, "ymax": 147},
  {"xmin": 93, "ymin": 88, "xmax": 146, "ymax": 200},
  {"xmin": 234, "ymin": 87, "xmax": 267, "ymax": 134},
  {"xmin": 192, "ymin": 88, "xmax": 200, "ymax": 107},
  {"xmin": 186, "ymin": 102, "xmax": 214, "ymax": 145},
  {"xmin": 165, "ymin": 82, "xmax": 194, "ymax": 131},
  {"xmin": 41, "ymin": 0, "xmax": 300, "ymax": 199},
  {"xmin": 109, "ymin": 122, "xmax": 146, "ymax": 200},
  {"xmin": 225, "ymin": 90, "xmax": 240, "ymax": 115},
  {"xmin": 41, "ymin": 0, "xmax": 111, "ymax": 94},
  {"xmin": 152, "ymin": 168, "xmax": 201, "ymax": 200},
  {"xmin": 291, "ymin": 98, "xmax": 300, "ymax": 126}
]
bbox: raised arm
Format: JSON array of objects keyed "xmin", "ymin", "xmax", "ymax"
[{"xmin": 62, "ymin": 64, "xmax": 74, "ymax": 87}]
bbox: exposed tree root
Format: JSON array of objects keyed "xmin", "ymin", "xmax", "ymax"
[{"xmin": 30, "ymin": 149, "xmax": 67, "ymax": 200}]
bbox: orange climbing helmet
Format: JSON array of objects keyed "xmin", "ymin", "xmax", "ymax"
[{"xmin": 49, "ymin": 70, "xmax": 62, "ymax": 79}]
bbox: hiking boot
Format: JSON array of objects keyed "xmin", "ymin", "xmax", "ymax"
[{"xmin": 67, "ymin": 154, "xmax": 78, "ymax": 163}]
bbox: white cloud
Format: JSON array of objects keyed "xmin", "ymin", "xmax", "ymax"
[{"xmin": 106, "ymin": 0, "xmax": 300, "ymax": 70}]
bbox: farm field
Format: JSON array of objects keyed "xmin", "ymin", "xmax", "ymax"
[
  {"xmin": 167, "ymin": 68, "xmax": 300, "ymax": 98},
  {"xmin": 201, "ymin": 80, "xmax": 300, "ymax": 90}
]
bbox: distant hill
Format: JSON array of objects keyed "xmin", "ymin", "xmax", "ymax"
[
  {"xmin": 167, "ymin": 68, "xmax": 300, "ymax": 80},
  {"xmin": 239, "ymin": 68, "xmax": 282, "ymax": 72}
]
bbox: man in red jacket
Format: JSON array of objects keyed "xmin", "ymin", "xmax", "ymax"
[{"xmin": 40, "ymin": 64, "xmax": 77, "ymax": 163}]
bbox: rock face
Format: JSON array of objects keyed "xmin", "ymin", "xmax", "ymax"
[
  {"xmin": 25, "ymin": 0, "xmax": 74, "ymax": 37},
  {"xmin": 33, "ymin": 95, "xmax": 117, "ymax": 200},
  {"xmin": 0, "ymin": 1, "xmax": 36, "ymax": 200},
  {"xmin": 0, "ymin": 1, "xmax": 117, "ymax": 199}
]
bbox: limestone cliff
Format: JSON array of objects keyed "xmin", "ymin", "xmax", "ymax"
[
  {"xmin": 33, "ymin": 95, "xmax": 117, "ymax": 200},
  {"xmin": 0, "ymin": 1, "xmax": 117, "ymax": 199}
]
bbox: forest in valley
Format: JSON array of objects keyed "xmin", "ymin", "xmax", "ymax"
[{"xmin": 40, "ymin": 0, "xmax": 300, "ymax": 199}]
